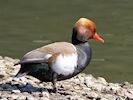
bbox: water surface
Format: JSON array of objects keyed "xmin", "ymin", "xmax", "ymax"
[{"xmin": 0, "ymin": 0, "xmax": 133, "ymax": 83}]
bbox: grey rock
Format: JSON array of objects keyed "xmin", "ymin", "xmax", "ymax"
[{"xmin": 19, "ymin": 83, "xmax": 40, "ymax": 93}]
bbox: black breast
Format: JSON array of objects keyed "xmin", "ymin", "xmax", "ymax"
[{"xmin": 76, "ymin": 42, "xmax": 92, "ymax": 70}]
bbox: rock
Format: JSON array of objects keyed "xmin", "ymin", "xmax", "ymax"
[
  {"xmin": 84, "ymin": 75, "xmax": 95, "ymax": 88},
  {"xmin": 42, "ymin": 91, "xmax": 49, "ymax": 98},
  {"xmin": 0, "ymin": 98, "xmax": 8, "ymax": 100},
  {"xmin": 10, "ymin": 94, "xmax": 19, "ymax": 99},
  {"xmin": 0, "ymin": 56, "xmax": 3, "ymax": 59},
  {"xmin": 16, "ymin": 95, "xmax": 26, "ymax": 100},
  {"xmin": 0, "ymin": 64, "xmax": 6, "ymax": 78},
  {"xmin": 40, "ymin": 97, "xmax": 49, "ymax": 100},
  {"xmin": 86, "ymin": 91, "xmax": 99, "ymax": 99},
  {"xmin": 97, "ymin": 77, "xmax": 108, "ymax": 85},
  {"xmin": 19, "ymin": 83, "xmax": 40, "ymax": 92},
  {"xmin": 0, "ymin": 56, "xmax": 133, "ymax": 100},
  {"xmin": 1, "ymin": 84, "xmax": 12, "ymax": 90},
  {"xmin": 12, "ymin": 89, "xmax": 21, "ymax": 93}
]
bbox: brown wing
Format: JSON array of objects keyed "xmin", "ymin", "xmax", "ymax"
[
  {"xmin": 37, "ymin": 42, "xmax": 77, "ymax": 55},
  {"xmin": 16, "ymin": 42, "xmax": 77, "ymax": 64}
]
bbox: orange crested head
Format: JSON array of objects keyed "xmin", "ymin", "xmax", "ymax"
[{"xmin": 72, "ymin": 18, "xmax": 104, "ymax": 43}]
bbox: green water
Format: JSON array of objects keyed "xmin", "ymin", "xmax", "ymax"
[{"xmin": 0, "ymin": 0, "xmax": 133, "ymax": 83}]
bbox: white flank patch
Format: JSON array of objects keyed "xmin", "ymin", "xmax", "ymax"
[{"xmin": 52, "ymin": 54, "xmax": 78, "ymax": 76}]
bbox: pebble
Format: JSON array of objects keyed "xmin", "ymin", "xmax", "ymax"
[
  {"xmin": 17, "ymin": 96, "xmax": 26, "ymax": 100},
  {"xmin": 0, "ymin": 56, "xmax": 133, "ymax": 100},
  {"xmin": 12, "ymin": 89, "xmax": 21, "ymax": 93}
]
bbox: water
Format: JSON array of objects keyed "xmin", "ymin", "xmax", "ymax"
[{"xmin": 0, "ymin": 0, "xmax": 133, "ymax": 83}]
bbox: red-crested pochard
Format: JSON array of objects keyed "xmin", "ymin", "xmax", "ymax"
[{"xmin": 14, "ymin": 18, "xmax": 104, "ymax": 92}]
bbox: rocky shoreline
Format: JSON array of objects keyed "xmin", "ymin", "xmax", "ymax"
[{"xmin": 0, "ymin": 56, "xmax": 133, "ymax": 100}]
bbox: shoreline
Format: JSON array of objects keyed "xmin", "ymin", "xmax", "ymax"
[{"xmin": 0, "ymin": 56, "xmax": 133, "ymax": 100}]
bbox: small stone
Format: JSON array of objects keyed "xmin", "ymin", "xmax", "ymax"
[
  {"xmin": 32, "ymin": 92, "xmax": 40, "ymax": 97},
  {"xmin": 19, "ymin": 76, "xmax": 27, "ymax": 82},
  {"xmin": 17, "ymin": 96, "xmax": 26, "ymax": 100},
  {"xmin": 26, "ymin": 97, "xmax": 35, "ymax": 100},
  {"xmin": 97, "ymin": 77, "xmax": 108, "ymax": 85},
  {"xmin": 83, "ymin": 87, "xmax": 91, "ymax": 92},
  {"xmin": 92, "ymin": 83, "xmax": 106, "ymax": 91},
  {"xmin": 0, "ymin": 56, "xmax": 3, "ymax": 59},
  {"xmin": 4, "ymin": 56, "xmax": 15, "ymax": 62},
  {"xmin": 40, "ymin": 97, "xmax": 49, "ymax": 100},
  {"xmin": 77, "ymin": 74, "xmax": 85, "ymax": 84},
  {"xmin": 86, "ymin": 91, "xmax": 99, "ymax": 98},
  {"xmin": 63, "ymin": 84, "xmax": 72, "ymax": 90},
  {"xmin": 0, "ymin": 65, "xmax": 6, "ymax": 78},
  {"xmin": 84, "ymin": 80, "xmax": 94, "ymax": 88},
  {"xmin": 0, "ymin": 98, "xmax": 8, "ymax": 100},
  {"xmin": 65, "ymin": 96, "xmax": 79, "ymax": 100},
  {"xmin": 12, "ymin": 77, "xmax": 20, "ymax": 82},
  {"xmin": 128, "ymin": 89, "xmax": 133, "ymax": 94},
  {"xmin": 42, "ymin": 91, "xmax": 49, "ymax": 98},
  {"xmin": 11, "ymin": 94, "xmax": 19, "ymax": 99},
  {"xmin": 125, "ymin": 92, "xmax": 133, "ymax": 99},
  {"xmin": 22, "ymin": 92, "xmax": 31, "ymax": 97},
  {"xmin": 101, "ymin": 98, "xmax": 107, "ymax": 100},
  {"xmin": 12, "ymin": 89, "xmax": 21, "ymax": 93},
  {"xmin": 116, "ymin": 97, "xmax": 124, "ymax": 100}
]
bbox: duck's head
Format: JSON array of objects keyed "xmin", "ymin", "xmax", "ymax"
[{"xmin": 72, "ymin": 18, "xmax": 104, "ymax": 45}]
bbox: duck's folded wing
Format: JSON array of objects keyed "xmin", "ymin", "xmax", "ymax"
[
  {"xmin": 15, "ymin": 42, "xmax": 77, "ymax": 65},
  {"xmin": 15, "ymin": 50, "xmax": 52, "ymax": 65}
]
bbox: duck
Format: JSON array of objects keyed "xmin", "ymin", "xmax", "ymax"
[{"xmin": 14, "ymin": 18, "xmax": 104, "ymax": 92}]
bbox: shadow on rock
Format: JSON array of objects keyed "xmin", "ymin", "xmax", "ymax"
[{"xmin": 0, "ymin": 82, "xmax": 50, "ymax": 93}]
